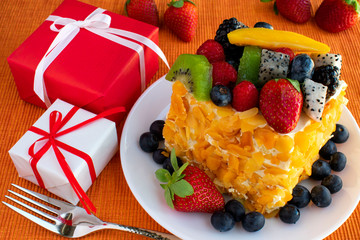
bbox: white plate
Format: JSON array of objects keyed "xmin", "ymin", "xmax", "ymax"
[{"xmin": 120, "ymin": 76, "xmax": 360, "ymax": 240}]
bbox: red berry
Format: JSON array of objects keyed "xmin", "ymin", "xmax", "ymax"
[
  {"xmin": 315, "ymin": 0, "xmax": 360, "ymax": 33},
  {"xmin": 274, "ymin": 48, "xmax": 295, "ymax": 62},
  {"xmin": 212, "ymin": 61, "xmax": 237, "ymax": 86},
  {"xmin": 232, "ymin": 81, "xmax": 259, "ymax": 112},
  {"xmin": 125, "ymin": 0, "xmax": 159, "ymax": 26},
  {"xmin": 276, "ymin": 0, "xmax": 312, "ymax": 23},
  {"xmin": 196, "ymin": 40, "xmax": 225, "ymax": 63}
]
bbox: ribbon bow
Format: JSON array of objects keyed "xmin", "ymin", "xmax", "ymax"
[
  {"xmin": 28, "ymin": 105, "xmax": 125, "ymax": 213},
  {"xmin": 34, "ymin": 8, "xmax": 169, "ymax": 107}
]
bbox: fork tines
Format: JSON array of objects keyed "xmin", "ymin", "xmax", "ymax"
[{"xmin": 2, "ymin": 184, "xmax": 66, "ymax": 233}]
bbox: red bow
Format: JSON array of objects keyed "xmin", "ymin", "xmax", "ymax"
[{"xmin": 28, "ymin": 105, "xmax": 125, "ymax": 214}]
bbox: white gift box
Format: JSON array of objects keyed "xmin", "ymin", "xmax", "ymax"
[{"xmin": 9, "ymin": 99, "xmax": 118, "ymax": 205}]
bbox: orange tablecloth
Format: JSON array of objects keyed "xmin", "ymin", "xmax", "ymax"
[{"xmin": 1, "ymin": 0, "xmax": 359, "ymax": 239}]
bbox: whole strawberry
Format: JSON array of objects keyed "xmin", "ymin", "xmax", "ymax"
[
  {"xmin": 155, "ymin": 149, "xmax": 225, "ymax": 213},
  {"xmin": 315, "ymin": 0, "xmax": 360, "ymax": 33},
  {"xmin": 232, "ymin": 81, "xmax": 259, "ymax": 112},
  {"xmin": 276, "ymin": 0, "xmax": 312, "ymax": 23},
  {"xmin": 125, "ymin": 0, "xmax": 159, "ymax": 26},
  {"xmin": 196, "ymin": 40, "xmax": 225, "ymax": 63},
  {"xmin": 212, "ymin": 61, "xmax": 237, "ymax": 86},
  {"xmin": 259, "ymin": 79, "xmax": 303, "ymax": 134},
  {"xmin": 164, "ymin": 0, "xmax": 198, "ymax": 42}
]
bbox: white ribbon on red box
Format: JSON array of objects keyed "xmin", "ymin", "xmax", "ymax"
[{"xmin": 34, "ymin": 7, "xmax": 169, "ymax": 107}]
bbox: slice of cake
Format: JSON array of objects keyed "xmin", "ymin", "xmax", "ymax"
[{"xmin": 162, "ymin": 28, "xmax": 348, "ymax": 215}]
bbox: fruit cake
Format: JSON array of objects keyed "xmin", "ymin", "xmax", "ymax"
[{"xmin": 162, "ymin": 26, "xmax": 348, "ymax": 215}]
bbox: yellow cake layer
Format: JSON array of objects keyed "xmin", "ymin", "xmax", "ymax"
[{"xmin": 163, "ymin": 80, "xmax": 347, "ymax": 215}]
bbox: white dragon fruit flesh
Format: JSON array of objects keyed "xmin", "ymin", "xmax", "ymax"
[
  {"xmin": 302, "ymin": 78, "xmax": 328, "ymax": 122},
  {"xmin": 258, "ymin": 49, "xmax": 290, "ymax": 86},
  {"xmin": 311, "ymin": 53, "xmax": 342, "ymax": 72}
]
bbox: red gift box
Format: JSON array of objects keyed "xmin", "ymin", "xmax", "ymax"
[{"xmin": 8, "ymin": 0, "xmax": 167, "ymax": 121}]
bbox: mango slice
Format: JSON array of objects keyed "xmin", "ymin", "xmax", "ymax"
[{"xmin": 228, "ymin": 28, "xmax": 330, "ymax": 53}]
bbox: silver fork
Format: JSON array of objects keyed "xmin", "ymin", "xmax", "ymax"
[{"xmin": 3, "ymin": 184, "xmax": 181, "ymax": 240}]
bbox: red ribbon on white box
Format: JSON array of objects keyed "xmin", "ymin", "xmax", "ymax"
[{"xmin": 34, "ymin": 8, "xmax": 169, "ymax": 107}]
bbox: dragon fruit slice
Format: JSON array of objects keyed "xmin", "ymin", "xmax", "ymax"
[
  {"xmin": 258, "ymin": 49, "xmax": 290, "ymax": 86},
  {"xmin": 311, "ymin": 53, "xmax": 342, "ymax": 72},
  {"xmin": 302, "ymin": 78, "xmax": 328, "ymax": 122}
]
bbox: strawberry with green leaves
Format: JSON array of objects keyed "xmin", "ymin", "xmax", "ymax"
[
  {"xmin": 164, "ymin": 0, "xmax": 198, "ymax": 42},
  {"xmin": 125, "ymin": 0, "xmax": 159, "ymax": 27},
  {"xmin": 259, "ymin": 79, "xmax": 303, "ymax": 134},
  {"xmin": 315, "ymin": 0, "xmax": 360, "ymax": 33},
  {"xmin": 156, "ymin": 149, "xmax": 225, "ymax": 212}
]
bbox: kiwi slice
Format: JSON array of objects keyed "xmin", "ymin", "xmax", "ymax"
[
  {"xmin": 237, "ymin": 46, "xmax": 262, "ymax": 87},
  {"xmin": 165, "ymin": 54, "xmax": 212, "ymax": 101}
]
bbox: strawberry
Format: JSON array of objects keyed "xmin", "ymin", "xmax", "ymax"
[
  {"xmin": 125, "ymin": 0, "xmax": 159, "ymax": 27},
  {"xmin": 274, "ymin": 48, "xmax": 295, "ymax": 62},
  {"xmin": 259, "ymin": 79, "xmax": 303, "ymax": 134},
  {"xmin": 232, "ymin": 81, "xmax": 259, "ymax": 112},
  {"xmin": 164, "ymin": 0, "xmax": 198, "ymax": 42},
  {"xmin": 315, "ymin": 0, "xmax": 360, "ymax": 33},
  {"xmin": 196, "ymin": 40, "xmax": 225, "ymax": 63},
  {"xmin": 263, "ymin": 0, "xmax": 312, "ymax": 23},
  {"xmin": 155, "ymin": 149, "xmax": 225, "ymax": 213},
  {"xmin": 212, "ymin": 61, "xmax": 237, "ymax": 86}
]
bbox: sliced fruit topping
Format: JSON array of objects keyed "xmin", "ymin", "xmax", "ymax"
[
  {"xmin": 155, "ymin": 149, "xmax": 225, "ymax": 212},
  {"xmin": 165, "ymin": 54, "xmax": 212, "ymax": 101},
  {"xmin": 196, "ymin": 39, "xmax": 225, "ymax": 63},
  {"xmin": 259, "ymin": 78, "xmax": 303, "ymax": 133},
  {"xmin": 289, "ymin": 54, "xmax": 314, "ymax": 83},
  {"xmin": 232, "ymin": 81, "xmax": 259, "ymax": 112},
  {"xmin": 258, "ymin": 49, "xmax": 290, "ymax": 87},
  {"xmin": 237, "ymin": 46, "xmax": 262, "ymax": 87},
  {"xmin": 212, "ymin": 61, "xmax": 237, "ymax": 86},
  {"xmin": 227, "ymin": 28, "xmax": 330, "ymax": 53},
  {"xmin": 302, "ymin": 78, "xmax": 327, "ymax": 122},
  {"xmin": 311, "ymin": 53, "xmax": 342, "ymax": 71}
]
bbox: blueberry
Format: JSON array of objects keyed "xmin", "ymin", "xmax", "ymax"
[
  {"xmin": 152, "ymin": 149, "xmax": 168, "ymax": 164},
  {"xmin": 225, "ymin": 199, "xmax": 245, "ymax": 222},
  {"xmin": 289, "ymin": 54, "xmax": 314, "ymax": 83},
  {"xmin": 210, "ymin": 85, "xmax": 232, "ymax": 106},
  {"xmin": 321, "ymin": 175, "xmax": 343, "ymax": 194},
  {"xmin": 242, "ymin": 212, "xmax": 265, "ymax": 232},
  {"xmin": 329, "ymin": 152, "xmax": 347, "ymax": 172},
  {"xmin": 288, "ymin": 185, "xmax": 311, "ymax": 208},
  {"xmin": 139, "ymin": 132, "xmax": 159, "ymax": 152},
  {"xmin": 319, "ymin": 140, "xmax": 337, "ymax": 160},
  {"xmin": 331, "ymin": 124, "xmax": 349, "ymax": 143},
  {"xmin": 311, "ymin": 185, "xmax": 332, "ymax": 207},
  {"xmin": 150, "ymin": 120, "xmax": 165, "ymax": 140},
  {"xmin": 210, "ymin": 211, "xmax": 235, "ymax": 232},
  {"xmin": 162, "ymin": 156, "xmax": 183, "ymax": 174},
  {"xmin": 311, "ymin": 159, "xmax": 331, "ymax": 180},
  {"xmin": 279, "ymin": 204, "xmax": 300, "ymax": 224},
  {"xmin": 254, "ymin": 21, "xmax": 274, "ymax": 30}
]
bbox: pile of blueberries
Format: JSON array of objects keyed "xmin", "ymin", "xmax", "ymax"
[{"xmin": 279, "ymin": 124, "xmax": 349, "ymax": 224}]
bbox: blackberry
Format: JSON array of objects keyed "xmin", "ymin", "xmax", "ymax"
[
  {"xmin": 312, "ymin": 65, "xmax": 340, "ymax": 99},
  {"xmin": 214, "ymin": 18, "xmax": 248, "ymax": 65}
]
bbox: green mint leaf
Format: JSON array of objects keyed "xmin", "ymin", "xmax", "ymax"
[
  {"xmin": 170, "ymin": 148, "xmax": 179, "ymax": 171},
  {"xmin": 273, "ymin": 1, "xmax": 279, "ymax": 15},
  {"xmin": 155, "ymin": 168, "xmax": 171, "ymax": 183},
  {"xmin": 171, "ymin": 179, "xmax": 194, "ymax": 198},
  {"xmin": 164, "ymin": 188, "xmax": 174, "ymax": 209}
]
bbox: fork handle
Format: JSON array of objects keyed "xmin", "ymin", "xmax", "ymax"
[{"xmin": 103, "ymin": 222, "xmax": 182, "ymax": 240}]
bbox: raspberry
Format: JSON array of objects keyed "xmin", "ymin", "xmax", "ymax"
[
  {"xmin": 212, "ymin": 61, "xmax": 237, "ymax": 86},
  {"xmin": 232, "ymin": 81, "xmax": 259, "ymax": 112},
  {"xmin": 274, "ymin": 48, "xmax": 295, "ymax": 62},
  {"xmin": 196, "ymin": 40, "xmax": 225, "ymax": 63}
]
